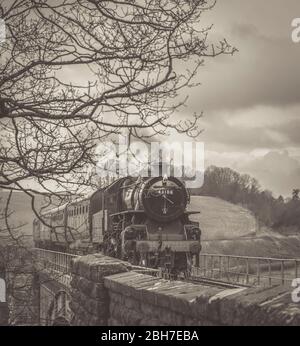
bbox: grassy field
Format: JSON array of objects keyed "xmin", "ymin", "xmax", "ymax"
[
  {"xmin": 201, "ymin": 235, "xmax": 300, "ymax": 258},
  {"xmin": 188, "ymin": 196, "xmax": 257, "ymax": 241},
  {"xmin": 189, "ymin": 196, "xmax": 300, "ymax": 258}
]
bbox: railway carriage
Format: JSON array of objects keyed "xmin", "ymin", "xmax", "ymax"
[{"xmin": 66, "ymin": 196, "xmax": 91, "ymax": 252}]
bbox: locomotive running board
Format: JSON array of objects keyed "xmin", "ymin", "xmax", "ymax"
[
  {"xmin": 110, "ymin": 210, "xmax": 200, "ymax": 217},
  {"xmin": 136, "ymin": 240, "xmax": 200, "ymax": 253},
  {"xmin": 110, "ymin": 210, "xmax": 145, "ymax": 217}
]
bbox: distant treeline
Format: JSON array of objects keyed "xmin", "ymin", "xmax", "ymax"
[{"xmin": 190, "ymin": 166, "xmax": 300, "ymax": 233}]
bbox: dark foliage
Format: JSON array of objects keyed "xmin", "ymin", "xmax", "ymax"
[{"xmin": 190, "ymin": 166, "xmax": 300, "ymax": 232}]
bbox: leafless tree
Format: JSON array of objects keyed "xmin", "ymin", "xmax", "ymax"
[
  {"xmin": 0, "ymin": 0, "xmax": 235, "ymax": 324},
  {"xmin": 0, "ymin": 0, "xmax": 235, "ymax": 201}
]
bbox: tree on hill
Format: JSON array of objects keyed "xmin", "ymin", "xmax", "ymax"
[
  {"xmin": 292, "ymin": 189, "xmax": 300, "ymax": 201},
  {"xmin": 277, "ymin": 195, "xmax": 284, "ymax": 204},
  {"xmin": 191, "ymin": 166, "xmax": 300, "ymax": 231},
  {"xmin": 273, "ymin": 189, "xmax": 300, "ymax": 230}
]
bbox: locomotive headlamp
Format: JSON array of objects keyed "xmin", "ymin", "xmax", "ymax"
[
  {"xmin": 162, "ymin": 174, "xmax": 168, "ymax": 185},
  {"xmin": 124, "ymin": 240, "xmax": 136, "ymax": 253},
  {"xmin": 124, "ymin": 227, "xmax": 136, "ymax": 239},
  {"xmin": 185, "ymin": 225, "xmax": 201, "ymax": 240}
]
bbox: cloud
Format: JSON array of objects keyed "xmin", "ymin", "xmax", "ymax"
[
  {"xmin": 183, "ymin": 0, "xmax": 300, "ymax": 114},
  {"xmin": 235, "ymin": 150, "xmax": 300, "ymax": 197},
  {"xmin": 50, "ymin": 0, "xmax": 300, "ymax": 198},
  {"xmin": 162, "ymin": 1, "xmax": 300, "ymax": 198},
  {"xmin": 189, "ymin": 103, "xmax": 300, "ymax": 154}
]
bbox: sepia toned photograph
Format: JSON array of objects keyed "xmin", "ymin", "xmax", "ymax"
[{"xmin": 0, "ymin": 0, "xmax": 300, "ymax": 332}]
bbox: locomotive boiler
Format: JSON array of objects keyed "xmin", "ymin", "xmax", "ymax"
[{"xmin": 33, "ymin": 175, "xmax": 202, "ymax": 277}]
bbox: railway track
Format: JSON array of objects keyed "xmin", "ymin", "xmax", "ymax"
[
  {"xmin": 187, "ymin": 276, "xmax": 250, "ymax": 289},
  {"xmin": 155, "ymin": 270, "xmax": 249, "ymax": 289}
]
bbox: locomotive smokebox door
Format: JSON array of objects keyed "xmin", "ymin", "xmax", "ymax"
[{"xmin": 140, "ymin": 176, "xmax": 188, "ymax": 223}]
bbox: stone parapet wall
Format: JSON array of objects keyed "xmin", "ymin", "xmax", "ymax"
[
  {"xmin": 70, "ymin": 254, "xmax": 300, "ymax": 326},
  {"xmin": 104, "ymin": 272, "xmax": 226, "ymax": 326},
  {"xmin": 105, "ymin": 272, "xmax": 300, "ymax": 326},
  {"xmin": 70, "ymin": 254, "xmax": 132, "ymax": 326},
  {"xmin": 5, "ymin": 248, "xmax": 39, "ymax": 326}
]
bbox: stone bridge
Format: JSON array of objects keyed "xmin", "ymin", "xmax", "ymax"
[
  {"xmin": 33, "ymin": 249, "xmax": 300, "ymax": 326},
  {"xmin": 0, "ymin": 267, "xmax": 8, "ymax": 326},
  {"xmin": 0, "ymin": 247, "xmax": 38, "ymax": 325}
]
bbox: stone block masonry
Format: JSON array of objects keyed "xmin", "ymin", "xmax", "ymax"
[
  {"xmin": 70, "ymin": 254, "xmax": 300, "ymax": 326},
  {"xmin": 70, "ymin": 253, "xmax": 143, "ymax": 325},
  {"xmin": 0, "ymin": 302, "xmax": 9, "ymax": 325}
]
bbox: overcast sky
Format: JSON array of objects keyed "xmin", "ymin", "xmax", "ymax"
[
  {"xmin": 5, "ymin": 0, "xmax": 300, "ymax": 197},
  {"xmin": 171, "ymin": 0, "xmax": 300, "ymax": 197}
]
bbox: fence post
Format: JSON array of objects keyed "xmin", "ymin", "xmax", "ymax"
[
  {"xmin": 281, "ymin": 261, "xmax": 285, "ymax": 285},
  {"xmin": 195, "ymin": 253, "xmax": 200, "ymax": 268},
  {"xmin": 268, "ymin": 259, "xmax": 271, "ymax": 286},
  {"xmin": 246, "ymin": 258, "xmax": 249, "ymax": 285},
  {"xmin": 257, "ymin": 259, "xmax": 260, "ymax": 285},
  {"xmin": 227, "ymin": 256, "xmax": 230, "ymax": 281},
  {"xmin": 203, "ymin": 255, "xmax": 206, "ymax": 277}
]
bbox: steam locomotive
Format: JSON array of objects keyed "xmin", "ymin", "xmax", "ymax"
[{"xmin": 33, "ymin": 175, "xmax": 201, "ymax": 277}]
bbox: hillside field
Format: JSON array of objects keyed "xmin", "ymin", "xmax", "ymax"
[{"xmin": 188, "ymin": 196, "xmax": 257, "ymax": 241}]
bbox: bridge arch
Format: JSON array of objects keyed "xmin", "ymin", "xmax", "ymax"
[
  {"xmin": 45, "ymin": 290, "xmax": 72, "ymax": 326},
  {"xmin": 52, "ymin": 316, "xmax": 70, "ymax": 326}
]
